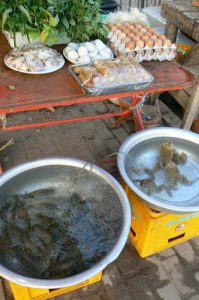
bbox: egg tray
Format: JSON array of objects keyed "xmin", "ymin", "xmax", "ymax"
[
  {"xmin": 68, "ymin": 64, "xmax": 154, "ymax": 95},
  {"xmin": 108, "ymin": 41, "xmax": 177, "ymax": 63}
]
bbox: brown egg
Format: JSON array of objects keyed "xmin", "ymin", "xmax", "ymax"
[
  {"xmin": 151, "ymin": 35, "xmax": 158, "ymax": 40},
  {"xmin": 111, "ymin": 26, "xmax": 117, "ymax": 32},
  {"xmin": 108, "ymin": 23, "xmax": 113, "ymax": 29},
  {"xmin": 132, "ymin": 36, "xmax": 140, "ymax": 42},
  {"xmin": 131, "ymin": 28, "xmax": 137, "ymax": 34},
  {"xmin": 135, "ymin": 23, "xmax": 142, "ymax": 30},
  {"xmin": 136, "ymin": 32, "xmax": 143, "ymax": 38},
  {"xmin": 145, "ymin": 39, "xmax": 154, "ymax": 48},
  {"xmin": 127, "ymin": 32, "xmax": 135, "ymax": 39},
  {"xmin": 122, "ymin": 37, "xmax": 131, "ymax": 44},
  {"xmin": 130, "ymin": 25, "xmax": 136, "ymax": 31},
  {"xmin": 123, "ymin": 28, "xmax": 130, "ymax": 35},
  {"xmin": 120, "ymin": 25, "xmax": 127, "ymax": 32},
  {"xmin": 140, "ymin": 28, "xmax": 148, "ymax": 34},
  {"xmin": 115, "ymin": 22, "xmax": 122, "ymax": 28},
  {"xmin": 147, "ymin": 28, "xmax": 155, "ymax": 34},
  {"xmin": 118, "ymin": 33, "xmax": 126, "ymax": 40},
  {"xmin": 158, "ymin": 34, "xmax": 166, "ymax": 40},
  {"xmin": 142, "ymin": 34, "xmax": 149, "ymax": 41},
  {"xmin": 126, "ymin": 41, "xmax": 136, "ymax": 50},
  {"xmin": 136, "ymin": 40, "xmax": 145, "ymax": 48},
  {"xmin": 154, "ymin": 39, "xmax": 163, "ymax": 47},
  {"xmin": 124, "ymin": 22, "xmax": 130, "ymax": 27},
  {"xmin": 163, "ymin": 39, "xmax": 172, "ymax": 47}
]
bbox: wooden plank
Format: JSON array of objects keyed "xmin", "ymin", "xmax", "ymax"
[
  {"xmin": 161, "ymin": 0, "xmax": 199, "ymax": 42},
  {"xmin": 181, "ymin": 79, "xmax": 199, "ymax": 129}
]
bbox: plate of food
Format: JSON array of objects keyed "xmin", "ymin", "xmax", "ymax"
[
  {"xmin": 63, "ymin": 40, "xmax": 114, "ymax": 65},
  {"xmin": 4, "ymin": 45, "xmax": 65, "ymax": 74}
]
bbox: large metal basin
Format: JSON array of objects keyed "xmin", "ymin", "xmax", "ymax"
[
  {"xmin": 118, "ymin": 128, "xmax": 199, "ymax": 214},
  {"xmin": 0, "ymin": 158, "xmax": 131, "ymax": 288}
]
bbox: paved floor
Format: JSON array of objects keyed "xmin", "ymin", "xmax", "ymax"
[{"xmin": 0, "ymin": 101, "xmax": 199, "ymax": 300}]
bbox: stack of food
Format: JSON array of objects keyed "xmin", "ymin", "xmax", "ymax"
[
  {"xmin": 63, "ymin": 40, "xmax": 113, "ymax": 65},
  {"xmin": 107, "ymin": 22, "xmax": 177, "ymax": 62},
  {"xmin": 71, "ymin": 56, "xmax": 153, "ymax": 94}
]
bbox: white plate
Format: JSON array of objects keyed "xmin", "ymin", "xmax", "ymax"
[{"xmin": 4, "ymin": 47, "xmax": 65, "ymax": 75}]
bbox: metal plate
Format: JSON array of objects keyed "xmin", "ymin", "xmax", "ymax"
[{"xmin": 118, "ymin": 128, "xmax": 199, "ymax": 214}]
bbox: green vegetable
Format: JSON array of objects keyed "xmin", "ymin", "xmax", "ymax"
[{"xmin": 0, "ymin": 0, "xmax": 108, "ymax": 46}]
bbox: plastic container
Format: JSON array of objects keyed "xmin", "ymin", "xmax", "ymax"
[
  {"xmin": 69, "ymin": 57, "xmax": 154, "ymax": 95},
  {"xmin": 123, "ymin": 183, "xmax": 199, "ymax": 257},
  {"xmin": 176, "ymin": 43, "xmax": 192, "ymax": 58}
]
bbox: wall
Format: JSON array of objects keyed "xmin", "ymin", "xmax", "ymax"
[{"xmin": 116, "ymin": 0, "xmax": 179, "ymax": 10}]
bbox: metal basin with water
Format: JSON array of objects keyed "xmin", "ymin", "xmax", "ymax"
[
  {"xmin": 118, "ymin": 128, "xmax": 199, "ymax": 214},
  {"xmin": 0, "ymin": 158, "xmax": 131, "ymax": 288}
]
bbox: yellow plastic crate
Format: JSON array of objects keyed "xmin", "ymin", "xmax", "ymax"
[
  {"xmin": 123, "ymin": 183, "xmax": 199, "ymax": 258},
  {"xmin": 9, "ymin": 272, "xmax": 102, "ymax": 300}
]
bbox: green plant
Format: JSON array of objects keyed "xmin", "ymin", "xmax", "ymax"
[
  {"xmin": 65, "ymin": 0, "xmax": 108, "ymax": 42},
  {"xmin": 0, "ymin": 0, "xmax": 108, "ymax": 46}
]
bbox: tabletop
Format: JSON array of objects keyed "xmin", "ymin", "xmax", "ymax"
[
  {"xmin": 161, "ymin": 0, "xmax": 199, "ymax": 42},
  {"xmin": 0, "ymin": 34, "xmax": 195, "ymax": 113}
]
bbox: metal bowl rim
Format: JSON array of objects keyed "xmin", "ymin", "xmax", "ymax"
[
  {"xmin": 0, "ymin": 157, "xmax": 131, "ymax": 288},
  {"xmin": 117, "ymin": 127, "xmax": 199, "ymax": 213}
]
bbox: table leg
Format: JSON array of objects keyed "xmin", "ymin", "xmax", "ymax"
[
  {"xmin": 165, "ymin": 21, "xmax": 178, "ymax": 43},
  {"xmin": 135, "ymin": 106, "xmax": 144, "ymax": 131},
  {"xmin": 181, "ymin": 79, "xmax": 199, "ymax": 130}
]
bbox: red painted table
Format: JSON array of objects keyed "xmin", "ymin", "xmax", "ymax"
[{"xmin": 0, "ymin": 35, "xmax": 195, "ymax": 131}]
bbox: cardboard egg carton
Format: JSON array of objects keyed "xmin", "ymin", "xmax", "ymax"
[
  {"xmin": 107, "ymin": 22, "xmax": 177, "ymax": 62},
  {"xmin": 108, "ymin": 40, "xmax": 177, "ymax": 62}
]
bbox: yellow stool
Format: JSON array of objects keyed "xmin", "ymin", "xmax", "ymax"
[
  {"xmin": 123, "ymin": 183, "xmax": 199, "ymax": 257},
  {"xmin": 9, "ymin": 272, "xmax": 102, "ymax": 300}
]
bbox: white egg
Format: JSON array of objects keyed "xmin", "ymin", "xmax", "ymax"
[
  {"xmin": 100, "ymin": 51, "xmax": 112, "ymax": 59},
  {"xmin": 89, "ymin": 51, "xmax": 99, "ymax": 58},
  {"xmin": 95, "ymin": 39, "xmax": 105, "ymax": 51},
  {"xmin": 94, "ymin": 55, "xmax": 102, "ymax": 60},
  {"xmin": 67, "ymin": 50, "xmax": 79, "ymax": 61},
  {"xmin": 78, "ymin": 46, "xmax": 88, "ymax": 57},
  {"xmin": 84, "ymin": 42, "xmax": 97, "ymax": 53},
  {"xmin": 68, "ymin": 43, "xmax": 79, "ymax": 50},
  {"xmin": 78, "ymin": 56, "xmax": 91, "ymax": 64},
  {"xmin": 64, "ymin": 47, "xmax": 73, "ymax": 54}
]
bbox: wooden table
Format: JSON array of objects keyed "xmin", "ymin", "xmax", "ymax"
[
  {"xmin": 0, "ymin": 35, "xmax": 195, "ymax": 131},
  {"xmin": 161, "ymin": 0, "xmax": 199, "ymax": 129},
  {"xmin": 162, "ymin": 0, "xmax": 199, "ymax": 65}
]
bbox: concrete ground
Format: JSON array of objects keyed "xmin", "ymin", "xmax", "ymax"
[{"xmin": 0, "ymin": 101, "xmax": 199, "ymax": 300}]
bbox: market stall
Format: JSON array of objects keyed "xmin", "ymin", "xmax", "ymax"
[{"xmin": 0, "ymin": 2, "xmax": 199, "ymax": 300}]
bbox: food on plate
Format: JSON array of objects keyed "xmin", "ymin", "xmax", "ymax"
[
  {"xmin": 4, "ymin": 45, "xmax": 64, "ymax": 73},
  {"xmin": 72, "ymin": 56, "xmax": 153, "ymax": 90},
  {"xmin": 63, "ymin": 40, "xmax": 113, "ymax": 64},
  {"xmin": 131, "ymin": 142, "xmax": 198, "ymax": 197}
]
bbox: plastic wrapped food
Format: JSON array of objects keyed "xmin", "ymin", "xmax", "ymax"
[{"xmin": 70, "ymin": 56, "xmax": 154, "ymax": 94}]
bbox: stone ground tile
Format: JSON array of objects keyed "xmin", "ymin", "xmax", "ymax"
[
  {"xmin": 1, "ymin": 101, "xmax": 199, "ymax": 300},
  {"xmin": 174, "ymin": 242, "xmax": 196, "ymax": 263},
  {"xmin": 157, "ymin": 283, "xmax": 182, "ymax": 300}
]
